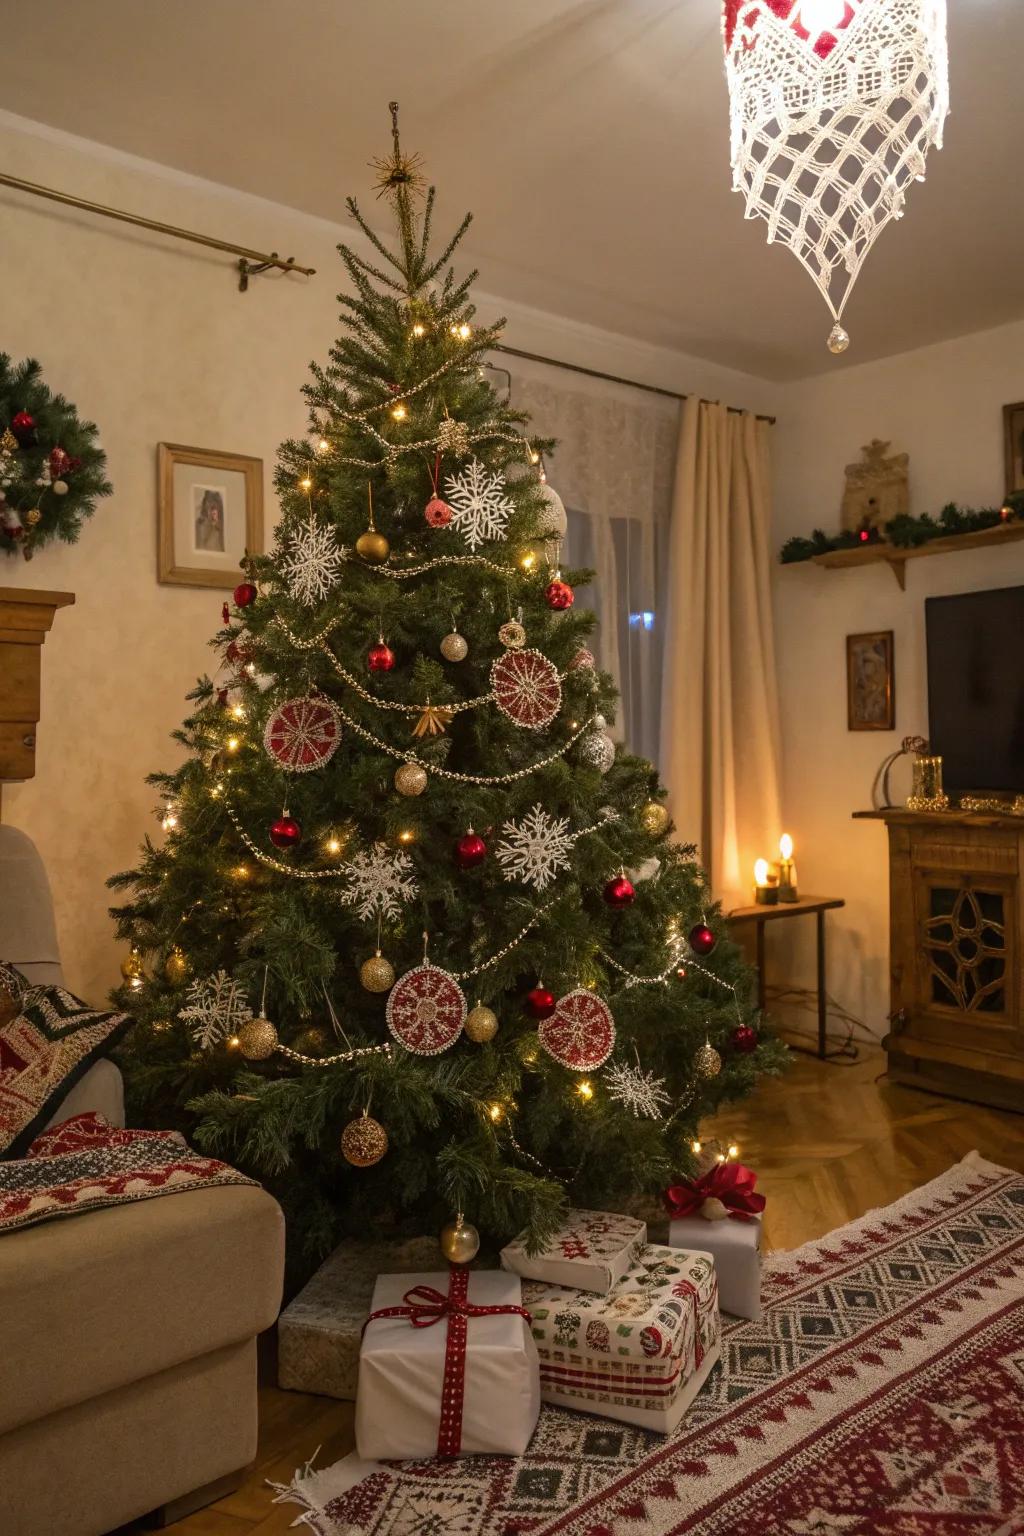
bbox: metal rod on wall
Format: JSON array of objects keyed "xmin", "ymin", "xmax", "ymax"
[
  {"xmin": 495, "ymin": 343, "xmax": 776, "ymax": 426},
  {"xmin": 0, "ymin": 171, "xmax": 316, "ymax": 291}
]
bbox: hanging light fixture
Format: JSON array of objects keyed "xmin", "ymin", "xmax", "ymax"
[{"xmin": 722, "ymin": 0, "xmax": 949, "ymax": 353}]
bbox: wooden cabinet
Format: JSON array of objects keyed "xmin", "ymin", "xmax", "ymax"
[
  {"xmin": 0, "ymin": 586, "xmax": 74, "ymax": 783},
  {"xmin": 858, "ymin": 809, "xmax": 1024, "ymax": 1112}
]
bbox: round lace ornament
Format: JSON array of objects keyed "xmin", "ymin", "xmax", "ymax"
[
  {"xmin": 386, "ymin": 962, "xmax": 467, "ymax": 1055},
  {"xmin": 490, "ymin": 648, "xmax": 562, "ymax": 730},
  {"xmin": 263, "ymin": 696, "xmax": 342, "ymax": 772},
  {"xmin": 538, "ymin": 988, "xmax": 616, "ymax": 1071}
]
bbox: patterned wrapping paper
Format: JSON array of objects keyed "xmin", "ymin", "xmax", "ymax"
[
  {"xmin": 500, "ymin": 1208, "xmax": 647, "ymax": 1295},
  {"xmin": 522, "ymin": 1244, "xmax": 722, "ymax": 1433}
]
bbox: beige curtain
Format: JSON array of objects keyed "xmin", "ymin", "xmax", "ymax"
[{"xmin": 659, "ymin": 398, "xmax": 782, "ymax": 907}]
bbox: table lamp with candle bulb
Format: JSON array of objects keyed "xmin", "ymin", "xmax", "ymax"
[{"xmin": 753, "ymin": 858, "xmax": 778, "ymax": 905}]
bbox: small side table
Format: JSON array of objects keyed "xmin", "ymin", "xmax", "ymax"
[{"xmin": 726, "ymin": 895, "xmax": 846, "ymax": 1060}]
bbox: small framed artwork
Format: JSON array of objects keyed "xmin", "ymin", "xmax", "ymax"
[
  {"xmin": 157, "ymin": 443, "xmax": 263, "ymax": 588},
  {"xmin": 1003, "ymin": 402, "xmax": 1024, "ymax": 496},
  {"xmin": 847, "ymin": 630, "xmax": 895, "ymax": 731}
]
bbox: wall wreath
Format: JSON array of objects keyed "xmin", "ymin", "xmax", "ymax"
[{"xmin": 0, "ymin": 355, "xmax": 112, "ymax": 561}]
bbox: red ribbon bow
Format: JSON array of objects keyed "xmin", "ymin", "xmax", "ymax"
[
  {"xmin": 663, "ymin": 1161, "xmax": 766, "ymax": 1222},
  {"xmin": 363, "ymin": 1264, "xmax": 531, "ymax": 1457}
]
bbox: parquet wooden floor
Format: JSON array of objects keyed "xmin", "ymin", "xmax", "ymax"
[{"xmin": 130, "ymin": 1048, "xmax": 1024, "ymax": 1535}]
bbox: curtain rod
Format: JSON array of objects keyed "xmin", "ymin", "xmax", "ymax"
[
  {"xmin": 0, "ymin": 170, "xmax": 316, "ymax": 291},
  {"xmin": 494, "ymin": 343, "xmax": 776, "ymax": 425}
]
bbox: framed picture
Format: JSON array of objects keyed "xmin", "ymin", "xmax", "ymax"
[
  {"xmin": 1003, "ymin": 402, "xmax": 1024, "ymax": 497},
  {"xmin": 157, "ymin": 443, "xmax": 263, "ymax": 588},
  {"xmin": 847, "ymin": 630, "xmax": 895, "ymax": 731}
]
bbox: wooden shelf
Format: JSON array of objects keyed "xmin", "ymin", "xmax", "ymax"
[
  {"xmin": 0, "ymin": 585, "xmax": 75, "ymax": 783},
  {"xmin": 807, "ymin": 520, "xmax": 1024, "ymax": 588}
]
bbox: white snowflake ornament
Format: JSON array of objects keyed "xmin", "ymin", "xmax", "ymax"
[
  {"xmin": 495, "ymin": 805, "xmax": 575, "ymax": 892},
  {"xmin": 443, "ymin": 459, "xmax": 514, "ymax": 550},
  {"xmin": 603, "ymin": 1059, "xmax": 671, "ymax": 1120},
  {"xmin": 279, "ymin": 513, "xmax": 346, "ymax": 607},
  {"xmin": 339, "ymin": 841, "xmax": 418, "ymax": 921},
  {"xmin": 178, "ymin": 969, "xmax": 253, "ymax": 1051}
]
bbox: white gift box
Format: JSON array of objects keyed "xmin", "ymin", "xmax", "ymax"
[
  {"xmin": 356, "ymin": 1269, "xmax": 540, "ymax": 1461},
  {"xmin": 500, "ymin": 1208, "xmax": 647, "ymax": 1295},
  {"xmin": 523, "ymin": 1244, "xmax": 721, "ymax": 1434},
  {"xmin": 669, "ymin": 1214, "xmax": 762, "ymax": 1319}
]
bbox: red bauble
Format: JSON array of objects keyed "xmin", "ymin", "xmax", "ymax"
[
  {"xmin": 269, "ymin": 815, "xmax": 302, "ymax": 849},
  {"xmin": 233, "ymin": 581, "xmax": 257, "ymax": 608},
  {"xmin": 368, "ymin": 641, "xmax": 395, "ymax": 673},
  {"xmin": 424, "ymin": 495, "xmax": 453, "ymax": 528},
  {"xmin": 525, "ymin": 985, "xmax": 556, "ymax": 1020},
  {"xmin": 545, "ymin": 578, "xmax": 574, "ymax": 611},
  {"xmin": 455, "ymin": 830, "xmax": 487, "ymax": 869},
  {"xmin": 10, "ymin": 410, "xmax": 35, "ymax": 443},
  {"xmin": 688, "ymin": 922, "xmax": 716, "ymax": 956},
  {"xmin": 731, "ymin": 1024, "xmax": 758, "ymax": 1054},
  {"xmin": 603, "ymin": 874, "xmax": 635, "ymax": 909}
]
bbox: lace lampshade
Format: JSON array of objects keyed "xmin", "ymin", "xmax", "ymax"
[{"xmin": 722, "ymin": 0, "xmax": 949, "ymax": 352}]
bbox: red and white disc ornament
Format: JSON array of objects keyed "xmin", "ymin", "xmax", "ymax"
[
  {"xmin": 490, "ymin": 648, "xmax": 562, "ymax": 731},
  {"xmin": 263, "ymin": 696, "xmax": 342, "ymax": 773},
  {"xmin": 386, "ymin": 962, "xmax": 467, "ymax": 1056},
  {"xmin": 538, "ymin": 988, "xmax": 616, "ymax": 1071}
]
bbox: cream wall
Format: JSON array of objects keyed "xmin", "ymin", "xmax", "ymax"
[
  {"xmin": 0, "ymin": 111, "xmax": 779, "ymax": 1004},
  {"xmin": 772, "ymin": 319, "xmax": 1024, "ymax": 1032}
]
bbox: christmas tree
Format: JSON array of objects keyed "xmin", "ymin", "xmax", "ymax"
[{"xmin": 110, "ymin": 106, "xmax": 784, "ymax": 1271}]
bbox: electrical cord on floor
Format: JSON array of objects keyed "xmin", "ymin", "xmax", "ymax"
[{"xmin": 763, "ymin": 983, "xmax": 883, "ymax": 1065}]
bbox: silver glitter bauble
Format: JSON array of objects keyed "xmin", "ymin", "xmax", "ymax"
[
  {"xmin": 440, "ymin": 1213, "xmax": 481, "ymax": 1265},
  {"xmin": 579, "ymin": 729, "xmax": 615, "ymax": 774},
  {"xmin": 440, "ymin": 631, "xmax": 469, "ymax": 662},
  {"xmin": 694, "ymin": 1040, "xmax": 722, "ymax": 1079},
  {"xmin": 827, "ymin": 323, "xmax": 850, "ymax": 355}
]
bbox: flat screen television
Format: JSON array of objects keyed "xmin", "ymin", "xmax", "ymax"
[{"xmin": 926, "ymin": 584, "xmax": 1024, "ymax": 795}]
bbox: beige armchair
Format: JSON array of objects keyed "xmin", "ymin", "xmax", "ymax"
[{"xmin": 0, "ymin": 825, "xmax": 285, "ymax": 1536}]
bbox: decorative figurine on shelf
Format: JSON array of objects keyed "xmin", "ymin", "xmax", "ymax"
[{"xmin": 841, "ymin": 439, "xmax": 909, "ymax": 536}]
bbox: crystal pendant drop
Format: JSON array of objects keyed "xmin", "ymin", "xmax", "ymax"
[{"xmin": 827, "ymin": 323, "xmax": 850, "ymax": 355}]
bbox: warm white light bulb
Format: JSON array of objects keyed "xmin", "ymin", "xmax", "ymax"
[
  {"xmin": 779, "ymin": 833, "xmax": 793, "ymax": 860},
  {"xmin": 754, "ymin": 858, "xmax": 770, "ymax": 886},
  {"xmin": 799, "ymin": 0, "xmax": 845, "ymax": 35}
]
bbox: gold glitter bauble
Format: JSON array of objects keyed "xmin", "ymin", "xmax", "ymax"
[
  {"xmin": 236, "ymin": 1016, "xmax": 278, "ymax": 1060},
  {"xmin": 439, "ymin": 1213, "xmax": 480, "ymax": 1265},
  {"xmin": 120, "ymin": 949, "xmax": 144, "ymax": 981},
  {"xmin": 360, "ymin": 952, "xmax": 395, "ymax": 993},
  {"xmin": 341, "ymin": 1112, "xmax": 389, "ymax": 1167},
  {"xmin": 394, "ymin": 761, "xmax": 427, "ymax": 797},
  {"xmin": 639, "ymin": 801, "xmax": 670, "ymax": 837},
  {"xmin": 356, "ymin": 528, "xmax": 390, "ymax": 564},
  {"xmin": 694, "ymin": 1041, "xmax": 722, "ymax": 1079},
  {"xmin": 498, "ymin": 619, "xmax": 526, "ymax": 649},
  {"xmin": 294, "ymin": 1025, "xmax": 328, "ymax": 1055},
  {"xmin": 440, "ymin": 631, "xmax": 469, "ymax": 662},
  {"xmin": 464, "ymin": 1003, "xmax": 499, "ymax": 1043},
  {"xmin": 164, "ymin": 946, "xmax": 190, "ymax": 984}
]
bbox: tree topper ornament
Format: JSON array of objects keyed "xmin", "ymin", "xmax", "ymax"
[{"xmin": 722, "ymin": 0, "xmax": 949, "ymax": 352}]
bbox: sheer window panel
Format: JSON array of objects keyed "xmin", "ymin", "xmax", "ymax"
[{"xmin": 508, "ymin": 367, "xmax": 677, "ymax": 762}]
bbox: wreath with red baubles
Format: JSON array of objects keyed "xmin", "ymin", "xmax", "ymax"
[{"xmin": 0, "ymin": 355, "xmax": 111, "ymax": 561}]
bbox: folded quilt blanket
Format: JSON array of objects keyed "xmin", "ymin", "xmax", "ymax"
[{"xmin": 0, "ymin": 1111, "xmax": 256, "ymax": 1235}]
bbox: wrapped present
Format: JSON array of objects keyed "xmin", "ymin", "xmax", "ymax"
[
  {"xmin": 500, "ymin": 1207, "xmax": 646, "ymax": 1295},
  {"xmin": 523, "ymin": 1244, "xmax": 721, "ymax": 1434},
  {"xmin": 356, "ymin": 1266, "xmax": 540, "ymax": 1460},
  {"xmin": 664, "ymin": 1162, "xmax": 765, "ymax": 1320}
]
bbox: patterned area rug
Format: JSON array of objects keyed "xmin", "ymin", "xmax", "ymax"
[{"xmin": 276, "ymin": 1153, "xmax": 1024, "ymax": 1535}]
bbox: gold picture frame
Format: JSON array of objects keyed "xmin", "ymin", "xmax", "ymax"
[
  {"xmin": 1003, "ymin": 401, "xmax": 1024, "ymax": 497},
  {"xmin": 847, "ymin": 630, "xmax": 895, "ymax": 731},
  {"xmin": 157, "ymin": 442, "xmax": 263, "ymax": 588}
]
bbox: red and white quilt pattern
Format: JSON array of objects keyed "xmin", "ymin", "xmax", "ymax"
[{"xmin": 0, "ymin": 1111, "xmax": 255, "ymax": 1234}]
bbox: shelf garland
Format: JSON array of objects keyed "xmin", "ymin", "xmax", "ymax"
[{"xmin": 780, "ymin": 495, "xmax": 1024, "ymax": 565}]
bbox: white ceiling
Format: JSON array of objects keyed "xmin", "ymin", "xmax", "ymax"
[{"xmin": 2, "ymin": 0, "xmax": 1022, "ymax": 380}]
